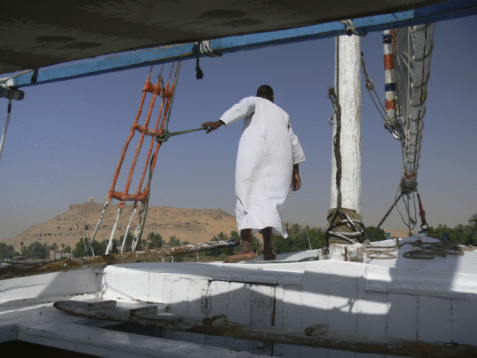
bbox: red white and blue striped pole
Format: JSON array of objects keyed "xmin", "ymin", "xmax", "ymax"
[{"xmin": 383, "ymin": 29, "xmax": 397, "ymax": 125}]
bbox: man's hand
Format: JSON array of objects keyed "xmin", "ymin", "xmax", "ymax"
[
  {"xmin": 202, "ymin": 120, "xmax": 224, "ymax": 134},
  {"xmin": 292, "ymin": 172, "xmax": 301, "ymax": 191},
  {"xmin": 291, "ymin": 164, "xmax": 301, "ymax": 191}
]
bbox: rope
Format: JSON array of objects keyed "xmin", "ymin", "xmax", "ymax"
[
  {"xmin": 198, "ymin": 40, "xmax": 222, "ymax": 57},
  {"xmin": 400, "ymin": 239, "xmax": 471, "ymax": 260},
  {"xmin": 396, "ymin": 191, "xmax": 418, "ymax": 233},
  {"xmin": 376, "ymin": 192, "xmax": 403, "ymax": 230},
  {"xmin": 128, "ymin": 63, "xmax": 180, "ymax": 250},
  {"xmin": 365, "ymin": 238, "xmax": 476, "ymax": 261},
  {"xmin": 371, "ymin": 26, "xmax": 434, "ymax": 232},
  {"xmin": 120, "ymin": 207, "xmax": 136, "ymax": 253},
  {"xmin": 131, "ymin": 153, "xmax": 155, "ymax": 251},
  {"xmin": 163, "ymin": 61, "xmax": 181, "ymax": 132},
  {"xmin": 91, "ymin": 63, "xmax": 181, "ymax": 252},
  {"xmin": 340, "ymin": 20, "xmax": 367, "ymax": 37},
  {"xmin": 364, "ymin": 239, "xmax": 399, "ymax": 260},
  {"xmin": 416, "ymin": 192, "xmax": 429, "ymax": 232},
  {"xmin": 360, "ymin": 51, "xmax": 403, "ymax": 140},
  {"xmin": 155, "ymin": 126, "xmax": 206, "ymax": 142},
  {"xmin": 194, "ymin": 40, "xmax": 222, "ymax": 79},
  {"xmin": 325, "ymin": 88, "xmax": 365, "ymax": 245},
  {"xmin": 84, "ymin": 227, "xmax": 95, "ymax": 257}
]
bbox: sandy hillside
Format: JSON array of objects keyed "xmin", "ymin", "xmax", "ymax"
[{"xmin": 1, "ymin": 202, "xmax": 238, "ymax": 252}]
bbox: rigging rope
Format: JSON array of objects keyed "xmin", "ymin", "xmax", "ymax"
[
  {"xmin": 89, "ymin": 62, "xmax": 202, "ymax": 254},
  {"xmin": 156, "ymin": 126, "xmax": 206, "ymax": 142},
  {"xmin": 367, "ymin": 25, "xmax": 435, "ymax": 231},
  {"xmin": 361, "ymin": 51, "xmax": 403, "ymax": 140},
  {"xmin": 416, "ymin": 192, "xmax": 429, "ymax": 232},
  {"xmin": 376, "ymin": 192, "xmax": 403, "ymax": 230},
  {"xmin": 325, "ymin": 88, "xmax": 365, "ymax": 246}
]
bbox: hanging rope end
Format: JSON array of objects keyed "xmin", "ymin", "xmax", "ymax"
[{"xmin": 195, "ymin": 66, "xmax": 204, "ymax": 80}]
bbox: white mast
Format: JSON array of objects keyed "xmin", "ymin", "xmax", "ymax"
[{"xmin": 330, "ymin": 35, "xmax": 362, "ymax": 215}]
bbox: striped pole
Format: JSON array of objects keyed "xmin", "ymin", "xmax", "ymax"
[{"xmin": 383, "ymin": 29, "xmax": 397, "ymax": 125}]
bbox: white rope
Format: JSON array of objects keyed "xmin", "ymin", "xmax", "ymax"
[
  {"xmin": 198, "ymin": 40, "xmax": 222, "ymax": 57},
  {"xmin": 105, "ymin": 207, "xmax": 123, "ymax": 254},
  {"xmin": 340, "ymin": 20, "xmax": 367, "ymax": 37},
  {"xmin": 120, "ymin": 207, "xmax": 136, "ymax": 253},
  {"xmin": 194, "ymin": 41, "xmax": 221, "ymax": 79}
]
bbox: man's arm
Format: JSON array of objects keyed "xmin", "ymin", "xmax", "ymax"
[
  {"xmin": 202, "ymin": 120, "xmax": 224, "ymax": 134},
  {"xmin": 292, "ymin": 164, "xmax": 301, "ymax": 191}
]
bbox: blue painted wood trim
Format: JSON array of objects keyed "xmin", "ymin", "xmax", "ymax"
[{"xmin": 4, "ymin": 0, "xmax": 477, "ymax": 89}]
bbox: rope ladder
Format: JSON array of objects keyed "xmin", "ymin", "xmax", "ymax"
[{"xmin": 90, "ymin": 62, "xmax": 182, "ymax": 254}]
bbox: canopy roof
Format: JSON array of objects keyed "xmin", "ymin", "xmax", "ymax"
[
  {"xmin": 1, "ymin": 0, "xmax": 476, "ymax": 93},
  {"xmin": 0, "ymin": 0, "xmax": 450, "ymax": 74}
]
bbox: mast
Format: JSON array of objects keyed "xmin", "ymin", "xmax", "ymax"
[{"xmin": 330, "ymin": 35, "xmax": 362, "ymax": 227}]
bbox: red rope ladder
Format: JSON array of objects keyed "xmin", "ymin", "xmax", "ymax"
[{"xmin": 90, "ymin": 63, "xmax": 181, "ymax": 254}]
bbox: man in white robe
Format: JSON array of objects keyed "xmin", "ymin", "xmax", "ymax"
[{"xmin": 202, "ymin": 85, "xmax": 306, "ymax": 262}]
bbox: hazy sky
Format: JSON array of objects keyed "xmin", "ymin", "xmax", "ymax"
[{"xmin": 0, "ymin": 15, "xmax": 475, "ymax": 241}]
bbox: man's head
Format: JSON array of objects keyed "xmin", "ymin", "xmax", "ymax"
[{"xmin": 257, "ymin": 85, "xmax": 274, "ymax": 102}]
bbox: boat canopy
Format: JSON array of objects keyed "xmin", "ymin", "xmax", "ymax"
[{"xmin": 1, "ymin": 0, "xmax": 476, "ymax": 90}]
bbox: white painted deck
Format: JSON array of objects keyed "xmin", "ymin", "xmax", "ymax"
[{"xmin": 1, "ymin": 235, "xmax": 476, "ymax": 357}]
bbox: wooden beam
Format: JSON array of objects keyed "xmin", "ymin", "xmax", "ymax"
[
  {"xmin": 54, "ymin": 300, "xmax": 477, "ymax": 357},
  {"xmin": 0, "ymin": 240, "xmax": 238, "ymax": 280}
]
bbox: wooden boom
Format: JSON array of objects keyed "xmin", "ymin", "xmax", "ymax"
[{"xmin": 0, "ymin": 240, "xmax": 238, "ymax": 280}]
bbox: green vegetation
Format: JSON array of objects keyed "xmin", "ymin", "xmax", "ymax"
[
  {"xmin": 0, "ymin": 242, "xmax": 18, "ymax": 259},
  {"xmin": 363, "ymin": 226, "xmax": 387, "ymax": 242},
  {"xmin": 426, "ymin": 213, "xmax": 477, "ymax": 246},
  {"xmin": 2, "ymin": 213, "xmax": 476, "ymax": 262}
]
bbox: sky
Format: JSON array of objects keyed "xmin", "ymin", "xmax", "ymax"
[{"xmin": 0, "ymin": 15, "xmax": 476, "ymax": 241}]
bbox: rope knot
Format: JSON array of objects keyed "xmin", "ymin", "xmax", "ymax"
[
  {"xmin": 155, "ymin": 131, "xmax": 170, "ymax": 142},
  {"xmin": 340, "ymin": 20, "xmax": 367, "ymax": 37}
]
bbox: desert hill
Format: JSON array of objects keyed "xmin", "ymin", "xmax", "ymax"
[
  {"xmin": 1, "ymin": 202, "xmax": 415, "ymax": 253},
  {"xmin": 1, "ymin": 202, "xmax": 238, "ymax": 252}
]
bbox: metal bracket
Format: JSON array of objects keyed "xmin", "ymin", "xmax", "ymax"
[{"xmin": 0, "ymin": 86, "xmax": 24, "ymax": 100}]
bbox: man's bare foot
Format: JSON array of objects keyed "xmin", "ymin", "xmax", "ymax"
[
  {"xmin": 223, "ymin": 251, "xmax": 256, "ymax": 263},
  {"xmin": 263, "ymin": 252, "xmax": 276, "ymax": 260}
]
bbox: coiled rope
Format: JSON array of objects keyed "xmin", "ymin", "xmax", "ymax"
[{"xmin": 365, "ymin": 237, "xmax": 475, "ymax": 260}]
